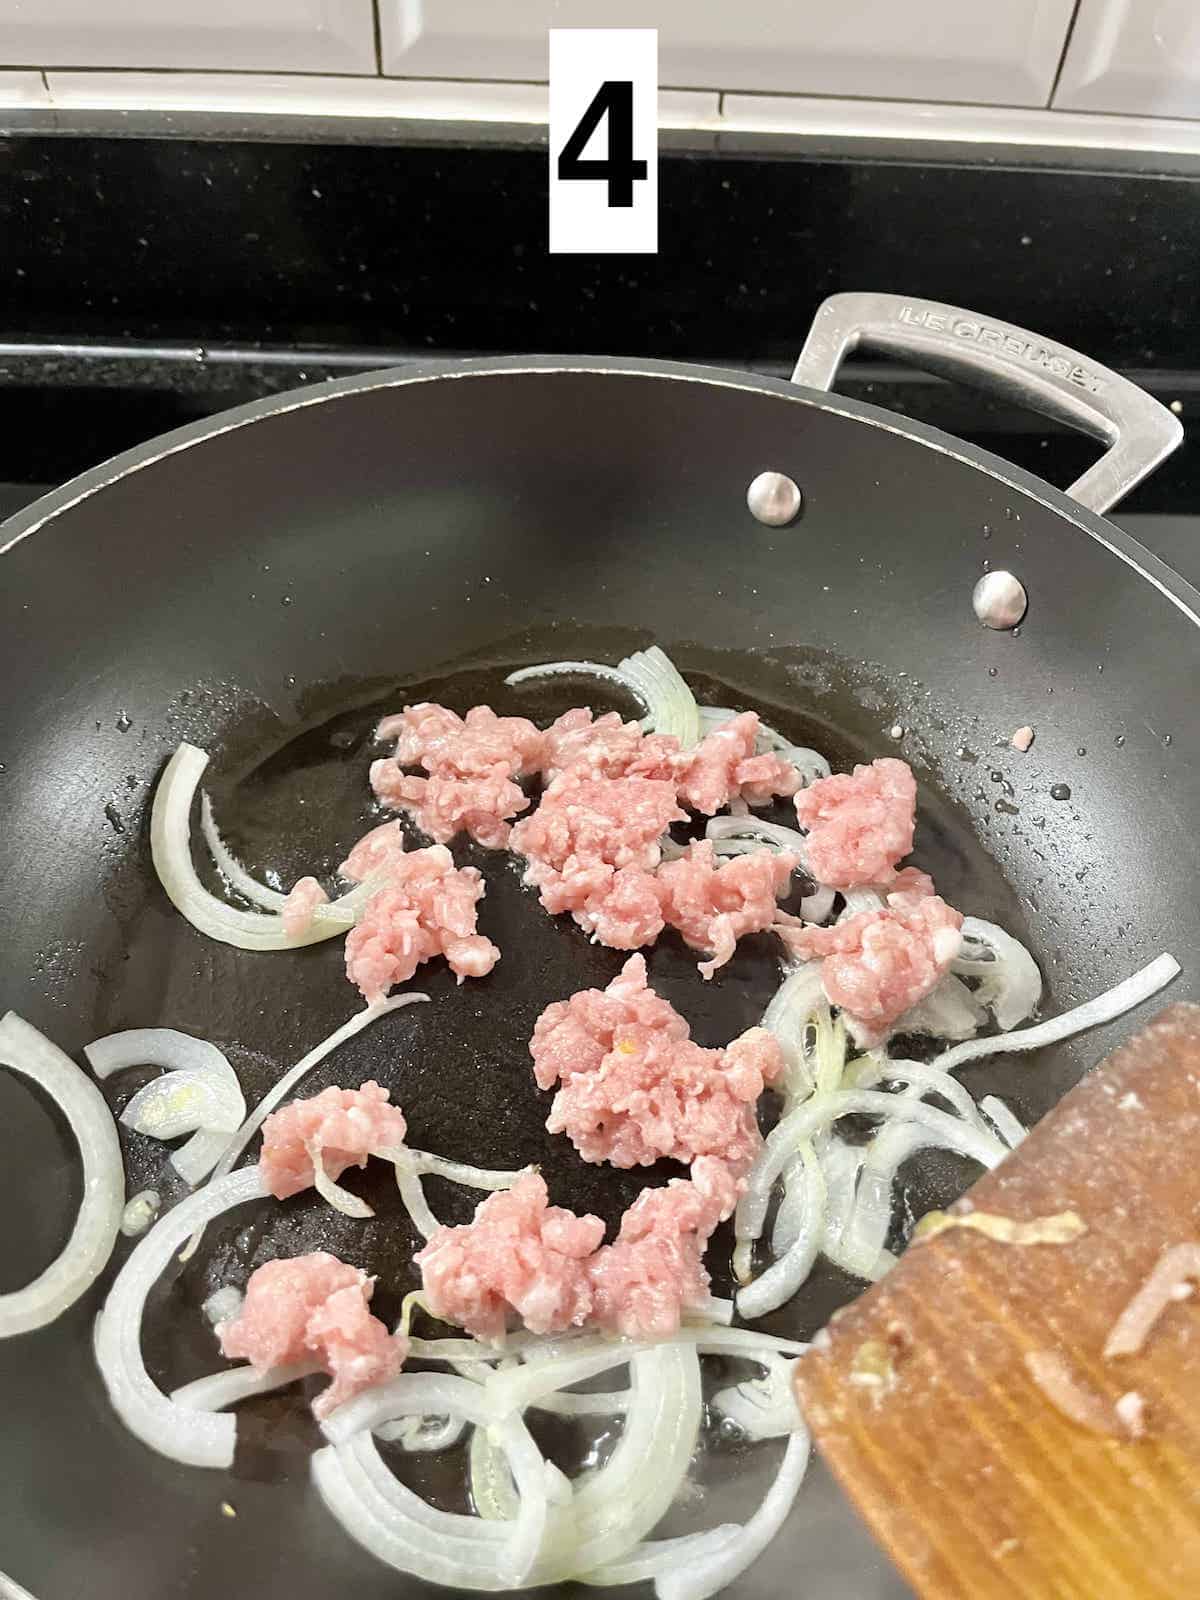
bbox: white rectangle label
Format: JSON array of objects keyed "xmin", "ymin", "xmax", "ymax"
[{"xmin": 549, "ymin": 28, "xmax": 657, "ymax": 255}]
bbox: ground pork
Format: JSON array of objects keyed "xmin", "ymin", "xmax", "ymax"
[
  {"xmin": 342, "ymin": 842, "xmax": 499, "ymax": 1000},
  {"xmin": 509, "ymin": 771, "xmax": 684, "ymax": 947},
  {"xmin": 587, "ymin": 1157, "xmax": 738, "ymax": 1340},
  {"xmin": 657, "ymin": 840, "xmax": 797, "ymax": 977},
  {"xmin": 528, "ymin": 953, "xmax": 687, "ymax": 1091},
  {"xmin": 259, "ymin": 1080, "xmax": 407, "ymax": 1200},
  {"xmin": 538, "ymin": 708, "xmax": 681, "ymax": 783},
  {"xmin": 281, "ymin": 875, "xmax": 329, "ymax": 939},
  {"xmin": 415, "ymin": 1172, "xmax": 604, "ymax": 1342},
  {"xmin": 339, "ymin": 819, "xmax": 410, "ymax": 883},
  {"xmin": 793, "ymin": 757, "xmax": 917, "ymax": 888},
  {"xmin": 531, "ymin": 955, "xmax": 783, "ymax": 1175},
  {"xmin": 218, "ymin": 1252, "xmax": 406, "ymax": 1419},
  {"xmin": 676, "ymin": 712, "xmax": 800, "ymax": 815},
  {"xmin": 779, "ymin": 886, "xmax": 964, "ymax": 1046},
  {"xmin": 371, "ymin": 703, "xmax": 543, "ymax": 847}
]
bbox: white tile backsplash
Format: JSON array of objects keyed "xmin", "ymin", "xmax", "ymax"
[
  {"xmin": 0, "ymin": 0, "xmax": 376, "ymax": 75},
  {"xmin": 378, "ymin": 0, "xmax": 1077, "ymax": 108}
]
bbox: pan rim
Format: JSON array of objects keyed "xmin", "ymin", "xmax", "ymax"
[{"xmin": 3, "ymin": 352, "xmax": 1198, "ymax": 632}]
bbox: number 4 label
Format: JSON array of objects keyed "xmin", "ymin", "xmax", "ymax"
[{"xmin": 549, "ymin": 29, "xmax": 657, "ymax": 255}]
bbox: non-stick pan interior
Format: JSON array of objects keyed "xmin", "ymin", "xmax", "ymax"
[{"xmin": 1, "ymin": 364, "xmax": 1196, "ymax": 1600}]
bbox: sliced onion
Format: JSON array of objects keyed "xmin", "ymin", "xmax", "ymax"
[
  {"xmin": 713, "ymin": 1353, "xmax": 803, "ymax": 1441},
  {"xmin": 656, "ymin": 1429, "xmax": 811, "ymax": 1600},
  {"xmin": 840, "ymin": 888, "xmax": 885, "ymax": 917},
  {"xmin": 584, "ymin": 1526, "xmax": 742, "ymax": 1588},
  {"xmin": 761, "ymin": 968, "xmax": 828, "ymax": 1095},
  {"xmin": 897, "ymin": 973, "xmax": 986, "ymax": 1041},
  {"xmin": 0, "ymin": 1013, "xmax": 124, "ymax": 1339},
  {"xmin": 199, "ymin": 792, "xmax": 288, "ymax": 910},
  {"xmin": 406, "ymin": 1150, "xmax": 529, "ymax": 1191},
  {"xmin": 391, "ymin": 1152, "xmax": 441, "ymax": 1239},
  {"xmin": 309, "ymin": 1138, "xmax": 375, "ymax": 1218},
  {"xmin": 952, "ymin": 917, "xmax": 1043, "ymax": 1030},
  {"xmin": 151, "ymin": 743, "xmax": 375, "ymax": 951},
  {"xmin": 738, "ymin": 1089, "xmax": 1006, "ymax": 1245},
  {"xmin": 85, "ymin": 1027, "xmax": 246, "ymax": 1186},
  {"xmin": 470, "ymin": 1421, "xmax": 519, "ymax": 1521},
  {"xmin": 378, "ymin": 1413, "xmax": 470, "ymax": 1452},
  {"xmin": 618, "ymin": 647, "xmax": 701, "ymax": 748},
  {"xmin": 737, "ymin": 1144, "xmax": 825, "ymax": 1319},
  {"xmin": 817, "ymin": 1136, "xmax": 864, "ymax": 1260},
  {"xmin": 979, "ymin": 1095, "xmax": 1027, "ymax": 1149},
  {"xmin": 931, "ymin": 954, "xmax": 1180, "ymax": 1075},
  {"xmin": 706, "ymin": 815, "xmax": 807, "ymax": 858},
  {"xmin": 507, "ymin": 646, "xmax": 701, "ymax": 747},
  {"xmin": 836, "ymin": 1122, "xmax": 927, "ymax": 1279},
  {"xmin": 852, "ymin": 1058, "xmax": 987, "ymax": 1127},
  {"xmin": 120, "ymin": 1189, "xmax": 161, "ymax": 1237},
  {"xmin": 171, "ymin": 1360, "xmax": 320, "ymax": 1411},
  {"xmin": 95, "ymin": 1166, "xmax": 266, "ymax": 1467}
]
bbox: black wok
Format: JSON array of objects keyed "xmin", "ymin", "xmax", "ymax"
[{"xmin": 0, "ymin": 293, "xmax": 1195, "ymax": 1600}]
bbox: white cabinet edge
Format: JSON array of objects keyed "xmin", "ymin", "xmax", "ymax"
[
  {"xmin": 718, "ymin": 91, "xmax": 1200, "ymax": 154},
  {"xmin": 0, "ymin": 71, "xmax": 50, "ymax": 108},
  {"xmin": 43, "ymin": 71, "xmax": 718, "ymax": 126},
  {"xmin": 24, "ymin": 72, "xmax": 1200, "ymax": 154}
]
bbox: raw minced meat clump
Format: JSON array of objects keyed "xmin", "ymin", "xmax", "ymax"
[
  {"xmin": 415, "ymin": 1172, "xmax": 604, "ymax": 1342},
  {"xmin": 779, "ymin": 881, "xmax": 963, "ymax": 1046},
  {"xmin": 218, "ymin": 1251, "xmax": 406, "ymax": 1419},
  {"xmin": 259, "ymin": 1080, "xmax": 407, "ymax": 1200},
  {"xmin": 371, "ymin": 703, "xmax": 544, "ymax": 848},
  {"xmin": 509, "ymin": 771, "xmax": 685, "ymax": 948},
  {"xmin": 342, "ymin": 841, "xmax": 499, "ymax": 1000},
  {"xmin": 415, "ymin": 1160, "xmax": 738, "ymax": 1344},
  {"xmin": 793, "ymin": 756, "xmax": 917, "ymax": 889},
  {"xmin": 657, "ymin": 840, "xmax": 797, "ymax": 978},
  {"xmin": 531, "ymin": 954, "xmax": 783, "ymax": 1176}
]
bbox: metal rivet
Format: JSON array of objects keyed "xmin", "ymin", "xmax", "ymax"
[
  {"xmin": 747, "ymin": 471, "xmax": 802, "ymax": 527},
  {"xmin": 972, "ymin": 570, "xmax": 1027, "ymax": 630}
]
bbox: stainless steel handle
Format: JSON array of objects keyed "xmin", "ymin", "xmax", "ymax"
[{"xmin": 792, "ymin": 292, "xmax": 1182, "ymax": 515}]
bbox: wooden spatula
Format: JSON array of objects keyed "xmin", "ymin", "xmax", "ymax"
[{"xmin": 793, "ymin": 1003, "xmax": 1200, "ymax": 1600}]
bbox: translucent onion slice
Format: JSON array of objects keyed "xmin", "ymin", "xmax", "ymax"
[
  {"xmin": 95, "ymin": 1166, "xmax": 266, "ymax": 1468},
  {"xmin": 199, "ymin": 792, "xmax": 288, "ymax": 911},
  {"xmin": 931, "ymin": 953, "xmax": 1179, "ymax": 1075},
  {"xmin": 738, "ymin": 1089, "xmax": 1006, "ymax": 1245},
  {"xmin": 952, "ymin": 916, "xmax": 1043, "ymax": 1030},
  {"xmin": 980, "ymin": 1095, "xmax": 1027, "ymax": 1149},
  {"xmin": 405, "ymin": 1150, "xmax": 529, "ymax": 1191},
  {"xmin": 897, "ymin": 972, "xmax": 986, "ymax": 1042},
  {"xmin": 712, "ymin": 1353, "xmax": 803, "ymax": 1441},
  {"xmin": 619, "ymin": 647, "xmax": 701, "ymax": 748},
  {"xmin": 760, "ymin": 968, "xmax": 828, "ymax": 1095},
  {"xmin": 85, "ymin": 1027, "xmax": 246, "ymax": 1186},
  {"xmin": 656, "ymin": 1429, "xmax": 811, "ymax": 1600},
  {"xmin": 171, "ymin": 1360, "xmax": 320, "ymax": 1411},
  {"xmin": 309, "ymin": 1138, "xmax": 375, "ymax": 1218},
  {"xmin": 379, "ymin": 1413, "xmax": 470, "ymax": 1452},
  {"xmin": 706, "ymin": 815, "xmax": 807, "ymax": 858},
  {"xmin": 737, "ymin": 1143, "xmax": 825, "ymax": 1319},
  {"xmin": 583, "ymin": 1526, "xmax": 742, "ymax": 1589},
  {"xmin": 151, "ymin": 743, "xmax": 374, "ymax": 950},
  {"xmin": 506, "ymin": 645, "xmax": 701, "ymax": 747},
  {"xmin": 0, "ymin": 1012, "xmax": 124, "ymax": 1339}
]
